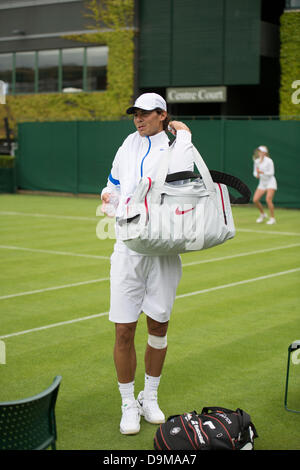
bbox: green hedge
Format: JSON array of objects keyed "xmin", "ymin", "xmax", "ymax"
[
  {"xmin": 0, "ymin": 156, "xmax": 16, "ymax": 193},
  {"xmin": 280, "ymin": 11, "xmax": 300, "ymax": 118},
  {"xmin": 0, "ymin": 155, "xmax": 15, "ymax": 169}
]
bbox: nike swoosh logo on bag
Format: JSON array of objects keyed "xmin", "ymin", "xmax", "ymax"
[{"xmin": 175, "ymin": 207, "xmax": 195, "ymax": 215}]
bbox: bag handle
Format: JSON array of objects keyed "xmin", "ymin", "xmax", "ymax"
[
  {"xmin": 201, "ymin": 406, "xmax": 252, "ymax": 432},
  {"xmin": 154, "ymin": 141, "xmax": 215, "ymax": 196}
]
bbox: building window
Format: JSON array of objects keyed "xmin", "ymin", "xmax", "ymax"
[
  {"xmin": 0, "ymin": 53, "xmax": 12, "ymax": 93},
  {"xmin": 285, "ymin": 0, "xmax": 300, "ymax": 9},
  {"xmin": 0, "ymin": 46, "xmax": 108, "ymax": 95},
  {"xmin": 15, "ymin": 51, "xmax": 36, "ymax": 93},
  {"xmin": 86, "ymin": 46, "xmax": 108, "ymax": 91},
  {"xmin": 38, "ymin": 49, "xmax": 59, "ymax": 93},
  {"xmin": 62, "ymin": 47, "xmax": 84, "ymax": 92}
]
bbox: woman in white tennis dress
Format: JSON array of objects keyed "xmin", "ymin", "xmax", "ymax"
[{"xmin": 253, "ymin": 145, "xmax": 277, "ymax": 224}]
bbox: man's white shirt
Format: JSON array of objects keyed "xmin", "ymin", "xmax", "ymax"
[{"xmin": 102, "ymin": 129, "xmax": 194, "ymax": 219}]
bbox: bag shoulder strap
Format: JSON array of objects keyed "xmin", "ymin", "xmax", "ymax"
[
  {"xmin": 165, "ymin": 171, "xmax": 199, "ymax": 182},
  {"xmin": 155, "ymin": 142, "xmax": 215, "ymax": 194},
  {"xmin": 192, "ymin": 145, "xmax": 215, "ymax": 192},
  {"xmin": 209, "ymin": 170, "xmax": 251, "ymax": 204},
  {"xmin": 165, "ymin": 170, "xmax": 251, "ymax": 204},
  {"xmin": 154, "ymin": 141, "xmax": 251, "ymax": 203}
]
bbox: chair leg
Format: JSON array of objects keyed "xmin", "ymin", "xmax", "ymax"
[
  {"xmin": 284, "ymin": 342, "xmax": 300, "ymax": 413},
  {"xmin": 284, "ymin": 348, "xmax": 291, "ymax": 410}
]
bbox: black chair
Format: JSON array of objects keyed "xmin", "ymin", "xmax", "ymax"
[{"xmin": 0, "ymin": 376, "xmax": 62, "ymax": 450}]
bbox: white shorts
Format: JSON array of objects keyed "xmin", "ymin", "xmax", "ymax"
[
  {"xmin": 257, "ymin": 176, "xmax": 277, "ymax": 191},
  {"xmin": 109, "ymin": 250, "xmax": 182, "ymax": 324}
]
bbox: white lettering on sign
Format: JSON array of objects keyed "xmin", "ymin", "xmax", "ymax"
[
  {"xmin": 291, "ymin": 80, "xmax": 300, "ymax": 105},
  {"xmin": 167, "ymin": 87, "xmax": 227, "ymax": 103}
]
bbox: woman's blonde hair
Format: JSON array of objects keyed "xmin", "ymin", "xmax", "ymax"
[{"xmin": 252, "ymin": 145, "xmax": 269, "ymax": 160}]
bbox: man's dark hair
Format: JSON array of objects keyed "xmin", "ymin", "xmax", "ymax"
[{"xmin": 155, "ymin": 108, "xmax": 171, "ymax": 131}]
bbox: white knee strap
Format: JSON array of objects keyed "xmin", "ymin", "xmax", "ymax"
[{"xmin": 148, "ymin": 334, "xmax": 167, "ymax": 350}]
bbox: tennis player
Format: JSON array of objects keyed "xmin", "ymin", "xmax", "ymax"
[
  {"xmin": 253, "ymin": 145, "xmax": 277, "ymax": 225},
  {"xmin": 101, "ymin": 93, "xmax": 194, "ymax": 434}
]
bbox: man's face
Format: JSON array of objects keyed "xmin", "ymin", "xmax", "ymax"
[{"xmin": 133, "ymin": 109, "xmax": 166, "ymax": 137}]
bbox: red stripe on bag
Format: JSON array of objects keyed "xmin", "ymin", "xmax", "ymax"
[
  {"xmin": 198, "ymin": 417, "xmax": 209, "ymax": 444},
  {"xmin": 154, "ymin": 434, "xmax": 162, "ymax": 450},
  {"xmin": 204, "ymin": 414, "xmax": 235, "ymax": 450},
  {"xmin": 180, "ymin": 415, "xmax": 197, "ymax": 450},
  {"xmin": 217, "ymin": 183, "xmax": 227, "ymax": 225},
  {"xmin": 144, "ymin": 177, "xmax": 152, "ymax": 222},
  {"xmin": 188, "ymin": 422, "xmax": 199, "ymax": 449},
  {"xmin": 159, "ymin": 425, "xmax": 171, "ymax": 450}
]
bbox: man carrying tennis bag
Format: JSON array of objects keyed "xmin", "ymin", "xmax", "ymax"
[
  {"xmin": 116, "ymin": 135, "xmax": 236, "ymax": 255},
  {"xmin": 100, "ymin": 92, "xmax": 250, "ymax": 435}
]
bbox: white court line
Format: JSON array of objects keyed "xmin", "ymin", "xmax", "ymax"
[
  {"xmin": 1, "ymin": 240, "xmax": 299, "ymax": 266},
  {"xmin": 177, "ymin": 267, "xmax": 300, "ymax": 299},
  {"xmin": 0, "ymin": 277, "xmax": 110, "ymax": 300},
  {"xmin": 1, "ymin": 243, "xmax": 299, "ymax": 300},
  {"xmin": 238, "ymin": 228, "xmax": 300, "ymax": 237},
  {"xmin": 0, "ymin": 211, "xmax": 97, "ymax": 221},
  {"xmin": 1, "ymin": 210, "xmax": 300, "ymax": 237},
  {"xmin": 0, "ymin": 312, "xmax": 110, "ymax": 339},
  {"xmin": 182, "ymin": 243, "xmax": 300, "ymax": 267},
  {"xmin": 0, "ymin": 245, "xmax": 109, "ymax": 260},
  {"xmin": 1, "ymin": 267, "xmax": 299, "ymax": 340}
]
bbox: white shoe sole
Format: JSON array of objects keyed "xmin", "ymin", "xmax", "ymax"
[
  {"xmin": 137, "ymin": 401, "xmax": 165, "ymax": 424},
  {"xmin": 120, "ymin": 425, "xmax": 140, "ymax": 435},
  {"xmin": 143, "ymin": 415, "xmax": 165, "ymax": 424}
]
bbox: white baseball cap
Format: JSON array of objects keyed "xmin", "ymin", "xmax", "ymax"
[
  {"xmin": 258, "ymin": 145, "xmax": 268, "ymax": 152},
  {"xmin": 126, "ymin": 93, "xmax": 167, "ymax": 114}
]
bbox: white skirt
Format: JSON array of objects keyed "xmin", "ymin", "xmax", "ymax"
[{"xmin": 257, "ymin": 176, "xmax": 277, "ymax": 191}]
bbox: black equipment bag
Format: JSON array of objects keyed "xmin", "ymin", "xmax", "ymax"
[{"xmin": 154, "ymin": 406, "xmax": 258, "ymax": 451}]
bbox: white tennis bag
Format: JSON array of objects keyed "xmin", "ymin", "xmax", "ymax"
[{"xmin": 116, "ymin": 145, "xmax": 236, "ymax": 255}]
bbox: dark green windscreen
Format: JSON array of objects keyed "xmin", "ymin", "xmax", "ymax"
[
  {"xmin": 138, "ymin": 0, "xmax": 172, "ymax": 87},
  {"xmin": 138, "ymin": 0, "xmax": 261, "ymax": 87},
  {"xmin": 172, "ymin": 0, "xmax": 224, "ymax": 85},
  {"xmin": 224, "ymin": 0, "xmax": 260, "ymax": 84},
  {"xmin": 17, "ymin": 119, "xmax": 300, "ymax": 208}
]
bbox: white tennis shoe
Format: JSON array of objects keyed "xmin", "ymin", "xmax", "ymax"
[
  {"xmin": 256, "ymin": 213, "xmax": 268, "ymax": 223},
  {"xmin": 137, "ymin": 390, "xmax": 165, "ymax": 424},
  {"xmin": 120, "ymin": 399, "xmax": 140, "ymax": 435},
  {"xmin": 266, "ymin": 217, "xmax": 276, "ymax": 225}
]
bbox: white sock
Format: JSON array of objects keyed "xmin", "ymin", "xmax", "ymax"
[
  {"xmin": 118, "ymin": 381, "xmax": 135, "ymax": 405},
  {"xmin": 144, "ymin": 374, "xmax": 161, "ymax": 399}
]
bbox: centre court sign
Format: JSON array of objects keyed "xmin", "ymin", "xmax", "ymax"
[{"xmin": 166, "ymin": 86, "xmax": 227, "ymax": 103}]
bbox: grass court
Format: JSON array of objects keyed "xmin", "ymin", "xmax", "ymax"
[{"xmin": 0, "ymin": 193, "xmax": 299, "ymax": 450}]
